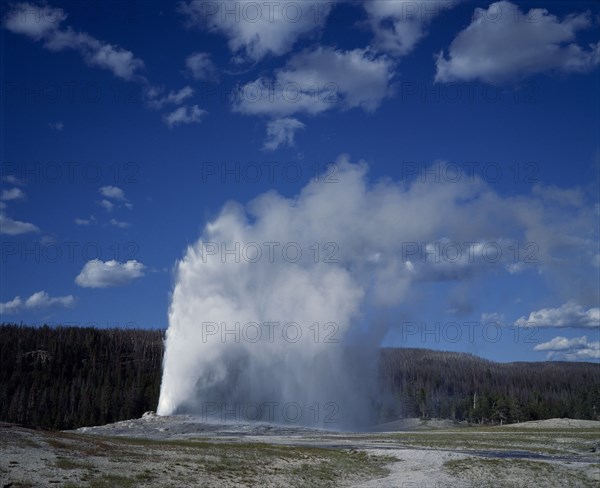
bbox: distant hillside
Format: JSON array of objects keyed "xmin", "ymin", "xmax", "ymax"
[
  {"xmin": 378, "ymin": 348, "xmax": 600, "ymax": 424},
  {"xmin": 0, "ymin": 324, "xmax": 598, "ymax": 429},
  {"xmin": 0, "ymin": 324, "xmax": 163, "ymax": 429}
]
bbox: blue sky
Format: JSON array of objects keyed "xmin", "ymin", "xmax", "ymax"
[{"xmin": 1, "ymin": 0, "xmax": 599, "ymax": 362}]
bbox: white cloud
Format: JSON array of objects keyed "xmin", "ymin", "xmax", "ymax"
[
  {"xmin": 364, "ymin": 0, "xmax": 458, "ymax": 56},
  {"xmin": 481, "ymin": 312, "xmax": 506, "ymax": 326},
  {"xmin": 2, "ymin": 2, "xmax": 66, "ymax": 40},
  {"xmin": 505, "ymin": 262, "xmax": 525, "ymax": 274},
  {"xmin": 163, "ymin": 104, "xmax": 206, "ymax": 128},
  {"xmin": 515, "ymin": 302, "xmax": 600, "ymax": 328},
  {"xmin": 96, "ymin": 185, "xmax": 131, "ymax": 212},
  {"xmin": 233, "ymin": 47, "xmax": 396, "ymax": 117},
  {"xmin": 0, "ymin": 291, "xmax": 75, "ymax": 314},
  {"xmin": 97, "ymin": 199, "xmax": 115, "ymax": 212},
  {"xmin": 179, "ymin": 0, "xmax": 335, "ymax": 62},
  {"xmin": 146, "ymin": 86, "xmax": 194, "ymax": 110},
  {"xmin": 74, "ymin": 216, "xmax": 96, "ymax": 225},
  {"xmin": 75, "ymin": 259, "xmax": 146, "ymax": 288},
  {"xmin": 435, "ymin": 1, "xmax": 600, "ymax": 83},
  {"xmin": 1, "ymin": 188, "xmax": 25, "ymax": 201},
  {"xmin": 532, "ymin": 184, "xmax": 584, "ymax": 208},
  {"xmin": 185, "ymin": 52, "xmax": 217, "ymax": 81},
  {"xmin": 109, "ymin": 218, "xmax": 130, "ymax": 229},
  {"xmin": 263, "ymin": 118, "xmax": 305, "ymax": 151},
  {"xmin": 534, "ymin": 335, "xmax": 600, "ymax": 361},
  {"xmin": 3, "ymin": 2, "xmax": 144, "ymax": 81},
  {"xmin": 0, "ymin": 296, "xmax": 23, "ymax": 314},
  {"xmin": 0, "ymin": 212, "xmax": 39, "ymax": 235},
  {"xmin": 24, "ymin": 290, "xmax": 75, "ymax": 309},
  {"xmin": 99, "ymin": 185, "xmax": 126, "ymax": 201},
  {"xmin": 49, "ymin": 121, "xmax": 64, "ymax": 131},
  {"xmin": 3, "ymin": 175, "xmax": 24, "ymax": 186}
]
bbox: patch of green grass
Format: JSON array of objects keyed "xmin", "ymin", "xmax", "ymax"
[
  {"xmin": 444, "ymin": 458, "xmax": 598, "ymax": 487},
  {"xmin": 386, "ymin": 430, "xmax": 600, "ymax": 456},
  {"xmin": 46, "ymin": 438, "xmax": 71, "ymax": 449},
  {"xmin": 89, "ymin": 474, "xmax": 136, "ymax": 488}
]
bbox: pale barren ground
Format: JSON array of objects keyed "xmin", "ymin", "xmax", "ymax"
[{"xmin": 1, "ymin": 416, "xmax": 598, "ymax": 487}]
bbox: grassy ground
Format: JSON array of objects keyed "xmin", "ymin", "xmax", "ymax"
[
  {"xmin": 2, "ymin": 422, "xmax": 599, "ymax": 487},
  {"xmin": 384, "ymin": 426, "xmax": 600, "ymax": 456},
  {"xmin": 443, "ymin": 458, "xmax": 600, "ymax": 488},
  {"xmin": 1, "ymin": 426, "xmax": 392, "ymax": 488}
]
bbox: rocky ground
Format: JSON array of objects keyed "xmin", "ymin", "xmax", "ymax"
[{"xmin": 1, "ymin": 416, "xmax": 599, "ymax": 487}]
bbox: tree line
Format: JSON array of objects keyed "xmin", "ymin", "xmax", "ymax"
[
  {"xmin": 0, "ymin": 324, "xmax": 598, "ymax": 429},
  {"xmin": 378, "ymin": 348, "xmax": 600, "ymax": 424},
  {"xmin": 0, "ymin": 323, "xmax": 163, "ymax": 429}
]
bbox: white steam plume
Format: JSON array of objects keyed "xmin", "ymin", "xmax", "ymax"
[{"xmin": 158, "ymin": 156, "xmax": 598, "ymax": 428}]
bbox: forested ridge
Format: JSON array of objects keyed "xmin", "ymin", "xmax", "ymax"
[
  {"xmin": 0, "ymin": 324, "xmax": 163, "ymax": 429},
  {"xmin": 0, "ymin": 324, "xmax": 598, "ymax": 430},
  {"xmin": 379, "ymin": 348, "xmax": 600, "ymax": 424}
]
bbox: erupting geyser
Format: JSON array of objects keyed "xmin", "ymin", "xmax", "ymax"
[
  {"xmin": 157, "ymin": 155, "xmax": 583, "ymax": 428},
  {"xmin": 158, "ymin": 158, "xmax": 392, "ymax": 428}
]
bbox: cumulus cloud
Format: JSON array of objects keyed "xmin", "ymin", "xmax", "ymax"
[
  {"xmin": 4, "ymin": 3, "xmax": 209, "ymax": 127},
  {"xmin": 233, "ymin": 47, "xmax": 396, "ymax": 118},
  {"xmin": 185, "ymin": 52, "xmax": 217, "ymax": 81},
  {"xmin": 163, "ymin": 104, "xmax": 206, "ymax": 128},
  {"xmin": 1, "ymin": 188, "xmax": 25, "ymax": 201},
  {"xmin": 97, "ymin": 186, "xmax": 132, "ymax": 212},
  {"xmin": 75, "ymin": 259, "xmax": 145, "ymax": 288},
  {"xmin": 0, "ymin": 212, "xmax": 39, "ymax": 235},
  {"xmin": 263, "ymin": 117, "xmax": 305, "ymax": 151},
  {"xmin": 534, "ymin": 335, "xmax": 600, "ymax": 361},
  {"xmin": 0, "ymin": 291, "xmax": 75, "ymax": 314},
  {"xmin": 364, "ymin": 0, "xmax": 458, "ymax": 56},
  {"xmin": 481, "ymin": 312, "xmax": 507, "ymax": 326},
  {"xmin": 3, "ymin": 2, "xmax": 145, "ymax": 81},
  {"xmin": 435, "ymin": 1, "xmax": 600, "ymax": 83},
  {"xmin": 97, "ymin": 199, "xmax": 114, "ymax": 212},
  {"xmin": 99, "ymin": 186, "xmax": 126, "ymax": 201},
  {"xmin": 3, "ymin": 175, "xmax": 25, "ymax": 186},
  {"xmin": 109, "ymin": 218, "xmax": 130, "ymax": 229},
  {"xmin": 180, "ymin": 0, "xmax": 335, "ymax": 62},
  {"xmin": 515, "ymin": 302, "xmax": 600, "ymax": 328},
  {"xmin": 0, "ymin": 296, "xmax": 23, "ymax": 314},
  {"xmin": 24, "ymin": 290, "xmax": 75, "ymax": 309},
  {"xmin": 532, "ymin": 184, "xmax": 585, "ymax": 208},
  {"xmin": 74, "ymin": 216, "xmax": 96, "ymax": 225},
  {"xmin": 146, "ymin": 86, "xmax": 194, "ymax": 110},
  {"xmin": 2, "ymin": 2, "xmax": 66, "ymax": 39}
]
